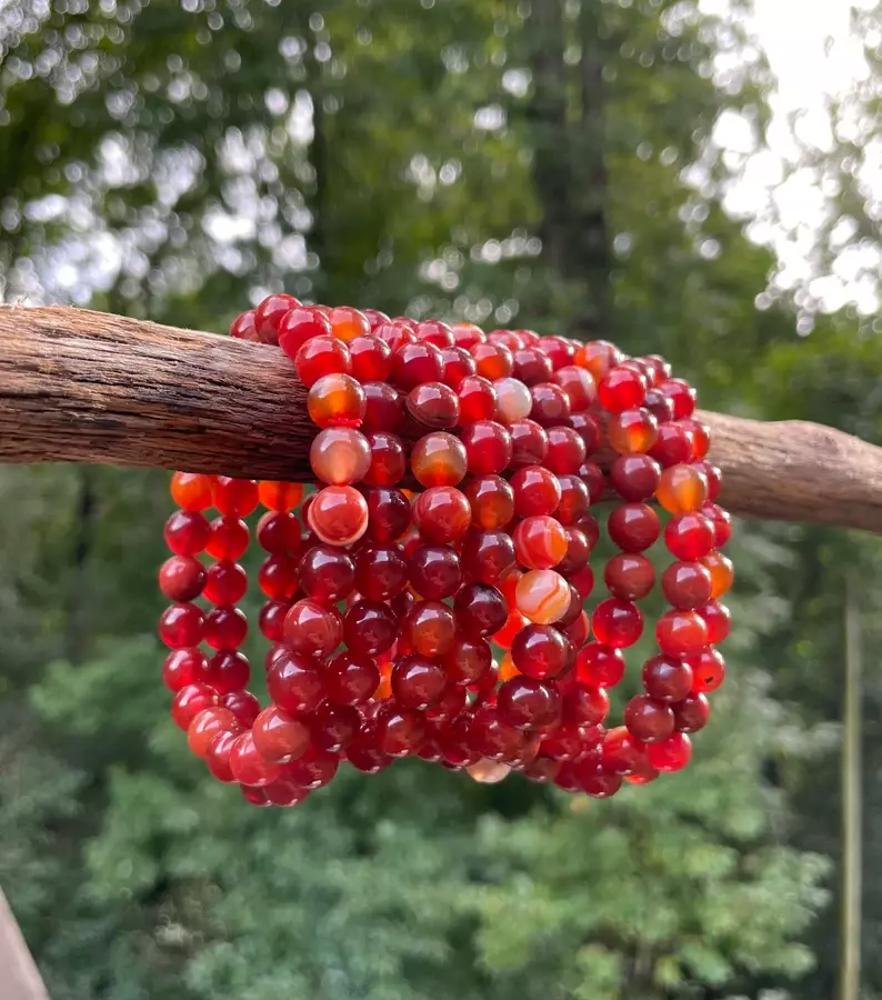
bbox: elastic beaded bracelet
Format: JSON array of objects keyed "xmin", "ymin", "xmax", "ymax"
[{"xmin": 157, "ymin": 301, "xmax": 732, "ymax": 807}]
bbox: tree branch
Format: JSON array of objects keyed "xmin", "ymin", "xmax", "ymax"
[{"xmin": 1, "ymin": 306, "xmax": 881, "ymax": 534}]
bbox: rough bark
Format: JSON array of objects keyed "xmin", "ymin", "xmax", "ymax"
[{"xmin": 2, "ymin": 305, "xmax": 882, "ymax": 534}]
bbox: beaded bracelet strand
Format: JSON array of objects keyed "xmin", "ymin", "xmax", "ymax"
[{"xmin": 158, "ymin": 296, "xmax": 732, "ymax": 807}]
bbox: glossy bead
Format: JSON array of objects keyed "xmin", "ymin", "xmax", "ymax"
[
  {"xmin": 392, "ymin": 341, "xmax": 443, "ymax": 388},
  {"xmin": 374, "ymin": 318, "xmax": 416, "ymax": 351},
  {"xmin": 608, "ymin": 407, "xmax": 658, "ymax": 455},
  {"xmin": 493, "ymin": 377, "xmax": 532, "ymax": 423},
  {"xmin": 206, "ymin": 516, "xmax": 249, "ymax": 560},
  {"xmin": 658, "ymin": 378, "xmax": 696, "ymax": 419},
  {"xmin": 413, "ymin": 486, "xmax": 471, "ymax": 544},
  {"xmin": 354, "ymin": 545, "xmax": 407, "ymax": 601},
  {"xmin": 579, "ymin": 462, "xmax": 606, "ymax": 504},
  {"xmin": 392, "ymin": 655, "xmax": 447, "ymax": 709},
  {"xmin": 230, "ymin": 309, "xmax": 258, "ymax": 341},
  {"xmin": 578, "ymin": 761, "xmax": 623, "ymax": 798},
  {"xmin": 607, "ymin": 503, "xmax": 660, "ymax": 552},
  {"xmin": 655, "ymin": 609, "xmax": 708, "ymax": 657},
  {"xmin": 609, "ymin": 454, "xmax": 661, "ymax": 501},
  {"xmin": 513, "ymin": 346, "xmax": 553, "ymax": 385},
  {"xmin": 444, "ymin": 634, "xmax": 492, "ymax": 685},
  {"xmin": 511, "ymin": 465, "xmax": 561, "ymax": 518},
  {"xmin": 592, "ymin": 598, "xmax": 643, "ymax": 648},
  {"xmin": 259, "ymin": 601, "xmax": 289, "ymax": 642},
  {"xmin": 365, "ymin": 487, "xmax": 411, "ymax": 542},
  {"xmin": 463, "ymin": 475, "xmax": 514, "ymax": 530},
  {"xmin": 558, "ymin": 527, "xmax": 590, "ymax": 574},
  {"xmin": 267, "ymin": 649, "xmax": 326, "ymax": 715},
  {"xmin": 662, "ymin": 560, "xmax": 713, "ymax": 609},
  {"xmin": 544, "ymin": 425, "xmax": 586, "ymax": 475},
  {"xmin": 646, "ymin": 732, "xmax": 692, "ymax": 772},
  {"xmin": 471, "ymin": 342, "xmax": 513, "ymax": 380},
  {"xmin": 468, "ymin": 705, "xmax": 523, "ymax": 762},
  {"xmin": 624, "ymin": 695, "xmax": 675, "ymax": 743},
  {"xmin": 187, "ymin": 706, "xmax": 241, "ymax": 757},
  {"xmin": 576, "ymin": 642, "xmax": 626, "ymax": 687},
  {"xmin": 604, "ymin": 553, "xmax": 655, "ymax": 600},
  {"xmin": 171, "ymin": 682, "xmax": 217, "ymax": 730},
  {"xmin": 257, "ymin": 555, "xmax": 298, "ymax": 600},
  {"xmin": 298, "ymin": 545, "xmax": 356, "ymax": 602},
  {"xmin": 698, "ymin": 600, "xmax": 731, "ymax": 644},
  {"xmin": 229, "ymin": 731, "xmax": 282, "ymax": 787},
  {"xmin": 537, "ymin": 335, "xmax": 574, "ymax": 370},
  {"xmin": 278, "ymin": 306, "xmax": 333, "ymax": 358},
  {"xmin": 698, "ymin": 461, "xmax": 723, "ymax": 501},
  {"xmin": 598, "ymin": 366, "xmax": 645, "ymax": 413},
  {"xmin": 159, "ymin": 602, "xmax": 204, "ymax": 649},
  {"xmin": 701, "ymin": 550, "xmax": 734, "ymax": 599},
  {"xmin": 358, "ymin": 431, "xmax": 404, "ymax": 487},
  {"xmin": 656, "ymin": 463, "xmax": 708, "ymax": 515},
  {"xmin": 307, "ymin": 485, "xmax": 369, "ymax": 546},
  {"xmin": 600, "ymin": 726, "xmax": 648, "ymax": 775},
  {"xmin": 642, "ymin": 654, "xmax": 694, "ymax": 702},
  {"xmin": 515, "ymin": 569, "xmax": 571, "ymax": 624},
  {"xmin": 328, "ymin": 305, "xmax": 370, "ymax": 342},
  {"xmin": 309, "ymin": 427, "xmax": 372, "ymax": 486},
  {"xmin": 283, "ymin": 598, "xmax": 342, "ymax": 657},
  {"xmin": 701, "ymin": 502, "xmax": 732, "ymax": 548},
  {"xmin": 258, "ymin": 481, "xmax": 304, "ymax": 512},
  {"xmin": 650, "ymin": 423, "xmax": 694, "ymax": 466},
  {"xmin": 212, "ymin": 477, "xmax": 259, "ymax": 517},
  {"xmin": 664, "ymin": 512, "xmax": 715, "ymax": 560},
  {"xmin": 283, "ymin": 746, "xmax": 339, "ymax": 789},
  {"xmin": 410, "ymin": 431, "xmax": 468, "ymax": 487},
  {"xmin": 294, "ymin": 335, "xmax": 350, "ymax": 387},
  {"xmin": 509, "ymin": 418, "xmax": 549, "ymax": 466},
  {"xmin": 343, "ymin": 600, "xmax": 398, "ymax": 656},
  {"xmin": 203, "ymin": 606, "xmax": 247, "ymax": 650},
  {"xmin": 376, "ymin": 705, "xmax": 427, "ymax": 757},
  {"xmin": 687, "ymin": 647, "xmax": 726, "ymax": 692},
  {"xmin": 567, "ymin": 411, "xmax": 602, "ymax": 454},
  {"xmin": 162, "ymin": 647, "xmax": 206, "ymax": 692},
  {"xmin": 460, "ymin": 529, "xmax": 516, "ymax": 585},
  {"xmin": 457, "ymin": 375, "xmax": 497, "ymax": 423},
  {"xmin": 257, "ymin": 511, "xmax": 302, "ymax": 554},
  {"xmin": 451, "ymin": 322, "xmax": 486, "ymax": 349},
  {"xmin": 513, "ymin": 515, "xmax": 568, "ymax": 570},
  {"xmin": 325, "ymin": 651, "xmax": 380, "ymax": 705},
  {"xmin": 201, "ymin": 649, "xmax": 250, "ymax": 694},
  {"xmin": 454, "ymin": 583, "xmax": 507, "ymax": 637},
  {"xmin": 437, "ymin": 345, "xmax": 476, "ymax": 389},
  {"xmin": 205, "ymin": 729, "xmax": 239, "ymax": 782},
  {"xmin": 409, "ymin": 544, "xmax": 462, "ymax": 600},
  {"xmin": 568, "ymin": 564, "xmax": 596, "ymax": 601},
  {"xmin": 348, "ymin": 334, "xmax": 392, "ymax": 382},
  {"xmin": 361, "ymin": 381, "xmax": 403, "ymax": 432},
  {"xmin": 252, "ymin": 706, "xmax": 311, "ymax": 763},
  {"xmin": 530, "ymin": 382, "xmax": 570, "ymax": 426},
  {"xmin": 460, "ymin": 420, "xmax": 512, "ymax": 475},
  {"xmin": 222, "ymin": 689, "xmax": 261, "ymax": 728},
  {"xmin": 164, "ymin": 510, "xmax": 210, "ymax": 556},
  {"xmin": 170, "ymin": 472, "xmax": 213, "ymax": 511},
  {"xmin": 307, "ymin": 373, "xmax": 367, "ymax": 429},
  {"xmin": 574, "ymin": 339, "xmax": 623, "ymax": 380},
  {"xmin": 406, "ymin": 382, "xmax": 460, "ymax": 429},
  {"xmin": 552, "ymin": 365, "xmax": 595, "ymax": 410},
  {"xmin": 159, "ymin": 555, "xmax": 206, "ymax": 602},
  {"xmin": 674, "ymin": 693, "xmax": 710, "ymax": 733},
  {"xmin": 511, "ymin": 624, "xmax": 572, "ymax": 679},
  {"xmin": 497, "ymin": 677, "xmax": 562, "ymax": 730},
  {"xmin": 255, "ymin": 292, "xmax": 300, "ymax": 343}
]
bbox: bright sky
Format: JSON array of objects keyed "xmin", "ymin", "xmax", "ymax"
[{"xmin": 712, "ymin": 0, "xmax": 879, "ymax": 324}]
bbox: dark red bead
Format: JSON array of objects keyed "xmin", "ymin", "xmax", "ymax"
[
  {"xmin": 674, "ymin": 693, "xmax": 710, "ymax": 733},
  {"xmin": 201, "ymin": 650, "xmax": 250, "ymax": 694},
  {"xmin": 454, "ymin": 583, "xmax": 507, "ymax": 637},
  {"xmin": 511, "ymin": 624, "xmax": 573, "ymax": 679},
  {"xmin": 409, "ymin": 544, "xmax": 462, "ymax": 600},
  {"xmin": 159, "ymin": 602, "xmax": 204, "ymax": 649},
  {"xmin": 662, "ymin": 560, "xmax": 713, "ymax": 609},
  {"xmin": 164, "ymin": 510, "xmax": 210, "ymax": 556},
  {"xmin": 607, "ymin": 503, "xmax": 660, "ymax": 552},
  {"xmin": 460, "ymin": 529, "xmax": 516, "ymax": 585},
  {"xmin": 642, "ymin": 654, "xmax": 694, "ymax": 702},
  {"xmin": 159, "ymin": 555, "xmax": 206, "ymax": 601},
  {"xmin": 497, "ymin": 677, "xmax": 562, "ymax": 730},
  {"xmin": 509, "ymin": 418, "xmax": 549, "ymax": 466},
  {"xmin": 392, "ymin": 655, "xmax": 447, "ymax": 709},
  {"xmin": 609, "ymin": 454, "xmax": 661, "ymax": 501},
  {"xmin": 325, "ymin": 651, "xmax": 380, "ymax": 705},
  {"xmin": 530, "ymin": 383, "xmax": 571, "ymax": 426},
  {"xmin": 604, "ymin": 553, "xmax": 655, "ymax": 600},
  {"xmin": 460, "ymin": 420, "xmax": 512, "ymax": 475},
  {"xmin": 624, "ymin": 695, "xmax": 675, "ymax": 743},
  {"xmin": 363, "ymin": 431, "xmax": 406, "ymax": 487},
  {"xmin": 267, "ymin": 648, "xmax": 326, "ymax": 715},
  {"xmin": 656, "ymin": 609, "xmax": 709, "ymax": 657},
  {"xmin": 257, "ymin": 511, "xmax": 302, "ymax": 554},
  {"xmin": 443, "ymin": 634, "xmax": 492, "ymax": 685},
  {"xmin": 697, "ymin": 600, "xmax": 731, "ymax": 644},
  {"xmin": 664, "ymin": 512, "xmax": 715, "ymax": 560},
  {"xmin": 354, "ymin": 545, "xmax": 408, "ymax": 601},
  {"xmin": 343, "ymin": 600, "xmax": 397, "ymax": 656},
  {"xmin": 592, "ymin": 598, "xmax": 643, "ymax": 648},
  {"xmin": 392, "ymin": 341, "xmax": 443, "ymax": 388},
  {"xmin": 162, "ymin": 647, "xmax": 206, "ymax": 692},
  {"xmin": 361, "ymin": 382, "xmax": 403, "ymax": 433},
  {"xmin": 255, "ymin": 292, "xmax": 300, "ymax": 343}
]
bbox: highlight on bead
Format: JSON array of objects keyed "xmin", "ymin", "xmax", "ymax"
[{"xmin": 163, "ymin": 296, "xmax": 733, "ymax": 806}]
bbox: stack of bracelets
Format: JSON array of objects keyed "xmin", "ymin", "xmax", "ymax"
[{"xmin": 158, "ymin": 295, "xmax": 733, "ymax": 807}]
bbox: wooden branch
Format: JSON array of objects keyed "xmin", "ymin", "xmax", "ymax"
[{"xmin": 1, "ymin": 305, "xmax": 881, "ymax": 534}]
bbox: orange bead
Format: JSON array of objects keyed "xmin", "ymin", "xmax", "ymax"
[
  {"xmin": 258, "ymin": 480, "xmax": 304, "ymax": 511},
  {"xmin": 307, "ymin": 373, "xmax": 366, "ymax": 428},
  {"xmin": 171, "ymin": 472, "xmax": 213, "ymax": 511},
  {"xmin": 607, "ymin": 407, "xmax": 658, "ymax": 455},
  {"xmin": 463, "ymin": 474, "xmax": 515, "ymax": 530},
  {"xmin": 187, "ymin": 706, "xmax": 239, "ymax": 758},
  {"xmin": 307, "ymin": 485, "xmax": 369, "ymax": 546},
  {"xmin": 701, "ymin": 550, "xmax": 734, "ymax": 598},
  {"xmin": 656, "ymin": 463, "xmax": 708, "ymax": 515},
  {"xmin": 515, "ymin": 569, "xmax": 571, "ymax": 624},
  {"xmin": 513, "ymin": 515, "xmax": 568, "ymax": 570},
  {"xmin": 410, "ymin": 431, "xmax": 468, "ymax": 487},
  {"xmin": 328, "ymin": 305, "xmax": 371, "ymax": 342},
  {"xmin": 309, "ymin": 427, "xmax": 371, "ymax": 485},
  {"xmin": 573, "ymin": 340, "xmax": 623, "ymax": 381}
]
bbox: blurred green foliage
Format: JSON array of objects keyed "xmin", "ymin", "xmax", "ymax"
[{"xmin": 1, "ymin": 1, "xmax": 882, "ymax": 997}]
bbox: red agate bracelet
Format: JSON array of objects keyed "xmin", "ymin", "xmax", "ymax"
[{"xmin": 158, "ymin": 296, "xmax": 732, "ymax": 806}]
